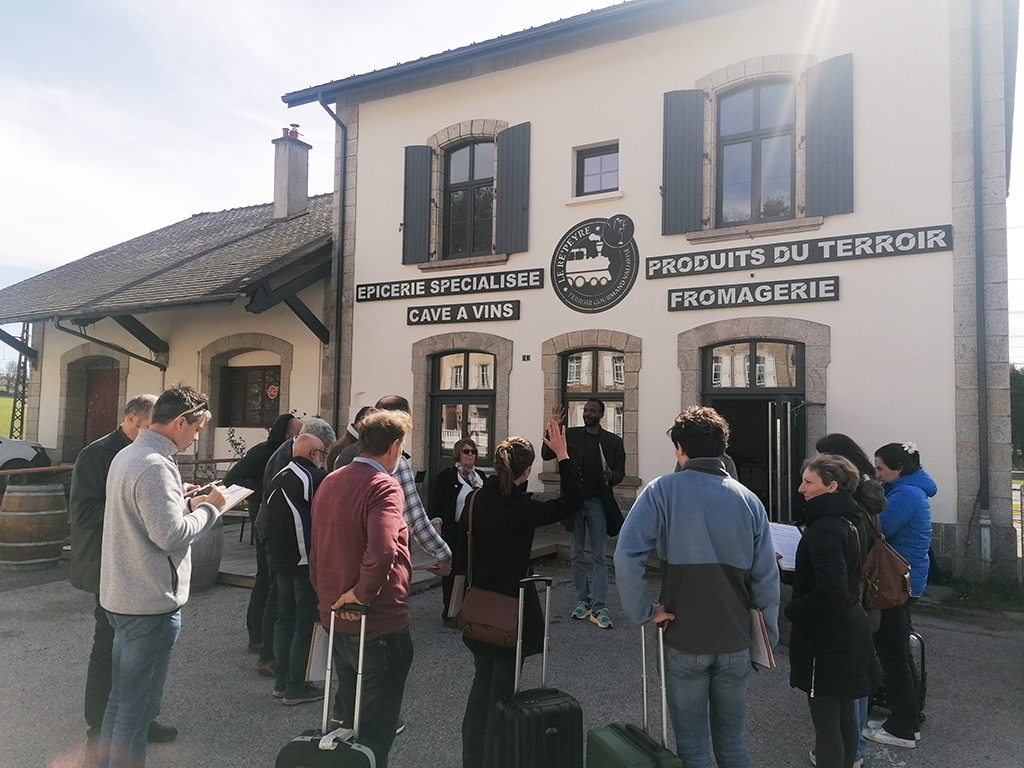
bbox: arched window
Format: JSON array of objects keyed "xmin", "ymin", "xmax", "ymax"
[
  {"xmin": 561, "ymin": 348, "xmax": 626, "ymax": 436},
  {"xmin": 430, "ymin": 351, "xmax": 496, "ymax": 473}
]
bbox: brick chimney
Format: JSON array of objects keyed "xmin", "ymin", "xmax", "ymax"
[{"xmin": 272, "ymin": 125, "xmax": 311, "ymax": 219}]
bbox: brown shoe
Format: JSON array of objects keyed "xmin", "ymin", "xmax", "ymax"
[{"xmin": 256, "ymin": 659, "xmax": 277, "ymax": 677}]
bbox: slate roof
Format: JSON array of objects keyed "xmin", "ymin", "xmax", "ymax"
[{"xmin": 0, "ymin": 193, "xmax": 333, "ymax": 324}]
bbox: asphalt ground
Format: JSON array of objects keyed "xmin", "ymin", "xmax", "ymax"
[{"xmin": 2, "ymin": 559, "xmax": 1023, "ymax": 768}]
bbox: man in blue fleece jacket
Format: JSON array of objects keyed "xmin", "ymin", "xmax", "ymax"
[{"xmin": 615, "ymin": 406, "xmax": 779, "ymax": 768}]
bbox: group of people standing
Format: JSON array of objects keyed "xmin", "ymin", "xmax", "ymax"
[
  {"xmin": 787, "ymin": 435, "xmax": 934, "ymax": 768},
  {"xmin": 67, "ymin": 385, "xmax": 934, "ymax": 768}
]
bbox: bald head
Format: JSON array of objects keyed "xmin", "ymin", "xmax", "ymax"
[{"xmin": 293, "ymin": 433, "xmax": 326, "ymax": 467}]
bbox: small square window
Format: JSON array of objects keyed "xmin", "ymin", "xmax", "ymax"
[{"xmin": 576, "ymin": 144, "xmax": 619, "ymax": 196}]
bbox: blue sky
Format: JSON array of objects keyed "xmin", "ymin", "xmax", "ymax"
[{"xmin": 0, "ymin": 0, "xmax": 1022, "ymax": 362}]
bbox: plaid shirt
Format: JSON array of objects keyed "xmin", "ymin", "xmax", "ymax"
[{"xmin": 394, "ymin": 455, "xmax": 451, "ymax": 562}]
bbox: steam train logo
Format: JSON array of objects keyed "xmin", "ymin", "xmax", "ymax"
[{"xmin": 551, "ymin": 214, "xmax": 638, "ymax": 313}]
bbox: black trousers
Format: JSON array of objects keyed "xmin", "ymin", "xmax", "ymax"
[
  {"xmin": 84, "ymin": 596, "xmax": 115, "ymax": 731},
  {"xmin": 873, "ymin": 599, "xmax": 919, "ymax": 739},
  {"xmin": 807, "ymin": 694, "xmax": 859, "ymax": 768},
  {"xmin": 246, "ymin": 530, "xmax": 278, "ymax": 661},
  {"xmin": 462, "ymin": 650, "xmax": 517, "ymax": 768}
]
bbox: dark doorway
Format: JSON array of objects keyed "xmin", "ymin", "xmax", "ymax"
[
  {"xmin": 707, "ymin": 396, "xmax": 804, "ymax": 522},
  {"xmin": 701, "ymin": 338, "xmax": 806, "ymax": 522},
  {"xmin": 85, "ymin": 367, "xmax": 120, "ymax": 445}
]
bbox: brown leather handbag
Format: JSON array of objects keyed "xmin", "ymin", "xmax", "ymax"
[
  {"xmin": 855, "ymin": 516, "xmax": 912, "ymax": 610},
  {"xmin": 456, "ymin": 491, "xmax": 519, "ymax": 647}
]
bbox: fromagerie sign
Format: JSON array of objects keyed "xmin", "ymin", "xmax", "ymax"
[{"xmin": 645, "ymin": 225, "xmax": 953, "ymax": 280}]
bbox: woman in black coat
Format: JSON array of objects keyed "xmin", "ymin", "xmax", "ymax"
[
  {"xmin": 455, "ymin": 418, "xmax": 581, "ymax": 768},
  {"xmin": 429, "ymin": 436, "xmax": 485, "ymax": 627},
  {"xmin": 786, "ymin": 453, "xmax": 878, "ymax": 768}
]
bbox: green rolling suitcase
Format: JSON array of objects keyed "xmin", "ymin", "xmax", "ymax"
[{"xmin": 586, "ymin": 625, "xmax": 682, "ymax": 768}]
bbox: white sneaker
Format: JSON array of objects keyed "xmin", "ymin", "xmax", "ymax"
[
  {"xmin": 866, "ymin": 719, "xmax": 921, "ymax": 740},
  {"xmin": 864, "ymin": 725, "xmax": 916, "ymax": 749}
]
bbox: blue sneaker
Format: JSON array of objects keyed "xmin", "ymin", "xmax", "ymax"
[
  {"xmin": 590, "ymin": 608, "xmax": 613, "ymax": 629},
  {"xmin": 571, "ymin": 600, "xmax": 592, "ymax": 620}
]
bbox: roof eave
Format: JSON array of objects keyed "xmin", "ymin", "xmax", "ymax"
[{"xmin": 282, "ymin": 0, "xmax": 755, "ymax": 108}]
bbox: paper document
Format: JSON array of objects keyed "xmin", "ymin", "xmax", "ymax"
[
  {"xmin": 305, "ymin": 625, "xmax": 329, "ymax": 682},
  {"xmin": 769, "ymin": 522, "xmax": 802, "ymax": 571},
  {"xmin": 447, "ymin": 574, "xmax": 467, "ymax": 618},
  {"xmin": 219, "ymin": 484, "xmax": 254, "ymax": 512},
  {"xmin": 749, "ymin": 608, "xmax": 776, "ymax": 669}
]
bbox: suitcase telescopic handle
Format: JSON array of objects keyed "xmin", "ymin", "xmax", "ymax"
[
  {"xmin": 319, "ymin": 604, "xmax": 369, "ymax": 740},
  {"xmin": 514, "ymin": 576, "xmax": 554, "ymax": 693},
  {"xmin": 638, "ymin": 623, "xmax": 671, "ymax": 748}
]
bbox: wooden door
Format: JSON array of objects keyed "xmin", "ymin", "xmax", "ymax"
[{"xmin": 84, "ymin": 368, "xmax": 119, "ymax": 444}]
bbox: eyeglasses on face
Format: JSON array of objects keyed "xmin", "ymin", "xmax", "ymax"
[
  {"xmin": 312, "ymin": 448, "xmax": 327, "ymax": 458},
  {"xmin": 461, "ymin": 448, "xmax": 477, "ymax": 455}
]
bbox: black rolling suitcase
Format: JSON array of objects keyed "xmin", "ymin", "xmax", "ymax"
[
  {"xmin": 909, "ymin": 630, "xmax": 926, "ymax": 722},
  {"xmin": 586, "ymin": 625, "xmax": 682, "ymax": 767},
  {"xmin": 871, "ymin": 628, "xmax": 927, "ymax": 725},
  {"xmin": 275, "ymin": 604, "xmax": 377, "ymax": 767},
  {"xmin": 491, "ymin": 575, "xmax": 584, "ymax": 768}
]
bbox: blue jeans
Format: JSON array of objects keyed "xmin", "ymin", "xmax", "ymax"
[
  {"xmin": 99, "ymin": 611, "xmax": 181, "ymax": 768},
  {"xmin": 856, "ymin": 696, "xmax": 868, "ymax": 760},
  {"xmin": 274, "ymin": 568, "xmax": 319, "ymax": 694},
  {"xmin": 570, "ymin": 498, "xmax": 608, "ymax": 611},
  {"xmin": 333, "ymin": 627, "xmax": 413, "ymax": 768},
  {"xmin": 664, "ymin": 647, "xmax": 751, "ymax": 768}
]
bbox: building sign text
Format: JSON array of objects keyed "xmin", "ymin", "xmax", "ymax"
[
  {"xmin": 646, "ymin": 225, "xmax": 952, "ymax": 280},
  {"xmin": 407, "ymin": 300, "xmax": 521, "ymax": 325},
  {"xmin": 668, "ymin": 277, "xmax": 840, "ymax": 311},
  {"xmin": 357, "ymin": 269, "xmax": 543, "ymax": 302}
]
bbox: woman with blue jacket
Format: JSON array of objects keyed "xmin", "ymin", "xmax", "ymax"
[{"xmin": 864, "ymin": 442, "xmax": 935, "ymax": 750}]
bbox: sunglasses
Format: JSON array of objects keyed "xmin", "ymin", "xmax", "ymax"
[
  {"xmin": 174, "ymin": 401, "xmax": 209, "ymax": 421},
  {"xmin": 461, "ymin": 448, "xmax": 477, "ymax": 455}
]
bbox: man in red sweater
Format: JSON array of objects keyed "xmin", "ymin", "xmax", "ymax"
[{"xmin": 310, "ymin": 409, "xmax": 413, "ymax": 768}]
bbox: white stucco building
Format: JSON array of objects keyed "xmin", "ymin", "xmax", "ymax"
[{"xmin": 280, "ymin": 0, "xmax": 1017, "ymax": 581}]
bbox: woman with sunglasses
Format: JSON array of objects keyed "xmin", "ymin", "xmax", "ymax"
[{"xmin": 429, "ymin": 437, "xmax": 486, "ymax": 627}]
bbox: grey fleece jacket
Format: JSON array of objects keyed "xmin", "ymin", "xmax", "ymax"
[{"xmin": 100, "ymin": 428, "xmax": 219, "ymax": 615}]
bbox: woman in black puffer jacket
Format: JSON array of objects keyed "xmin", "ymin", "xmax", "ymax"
[{"xmin": 786, "ymin": 453, "xmax": 879, "ymax": 768}]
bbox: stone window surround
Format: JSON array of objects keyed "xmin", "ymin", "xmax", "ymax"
[
  {"xmin": 420, "ymin": 119, "xmax": 509, "ymax": 272},
  {"xmin": 198, "ymin": 333, "xmax": 294, "ymax": 460},
  {"xmin": 540, "ymin": 330, "xmax": 643, "ymax": 502},
  {"xmin": 57, "ymin": 342, "xmax": 129, "ymax": 462},
  {"xmin": 411, "ymin": 332, "xmax": 513, "ymax": 474},
  {"xmin": 690, "ymin": 54, "xmax": 824, "ymax": 245},
  {"xmin": 676, "ymin": 317, "xmax": 830, "ymax": 460}
]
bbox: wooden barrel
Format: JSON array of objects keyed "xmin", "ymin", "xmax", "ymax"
[
  {"xmin": 0, "ymin": 484, "xmax": 69, "ymax": 570},
  {"xmin": 190, "ymin": 515, "xmax": 224, "ymax": 592}
]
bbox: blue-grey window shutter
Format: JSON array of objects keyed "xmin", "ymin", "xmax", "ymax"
[
  {"xmin": 805, "ymin": 53, "xmax": 854, "ymax": 217},
  {"xmin": 402, "ymin": 145, "xmax": 432, "ymax": 264},
  {"xmin": 495, "ymin": 122, "xmax": 530, "ymax": 254},
  {"xmin": 662, "ymin": 90, "xmax": 705, "ymax": 235}
]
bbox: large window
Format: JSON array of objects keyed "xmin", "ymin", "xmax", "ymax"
[
  {"xmin": 576, "ymin": 143, "xmax": 619, "ymax": 196},
  {"xmin": 561, "ymin": 348, "xmax": 625, "ymax": 437},
  {"xmin": 444, "ymin": 141, "xmax": 495, "ymax": 259},
  {"xmin": 717, "ymin": 81, "xmax": 796, "ymax": 227},
  {"xmin": 219, "ymin": 365, "xmax": 281, "ymax": 427},
  {"xmin": 431, "ymin": 351, "xmax": 495, "ymax": 469}
]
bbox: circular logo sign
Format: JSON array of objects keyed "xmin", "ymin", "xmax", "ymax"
[
  {"xmin": 551, "ymin": 214, "xmax": 638, "ymax": 313},
  {"xmin": 267, "ymin": 385, "xmax": 279, "ymax": 400}
]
